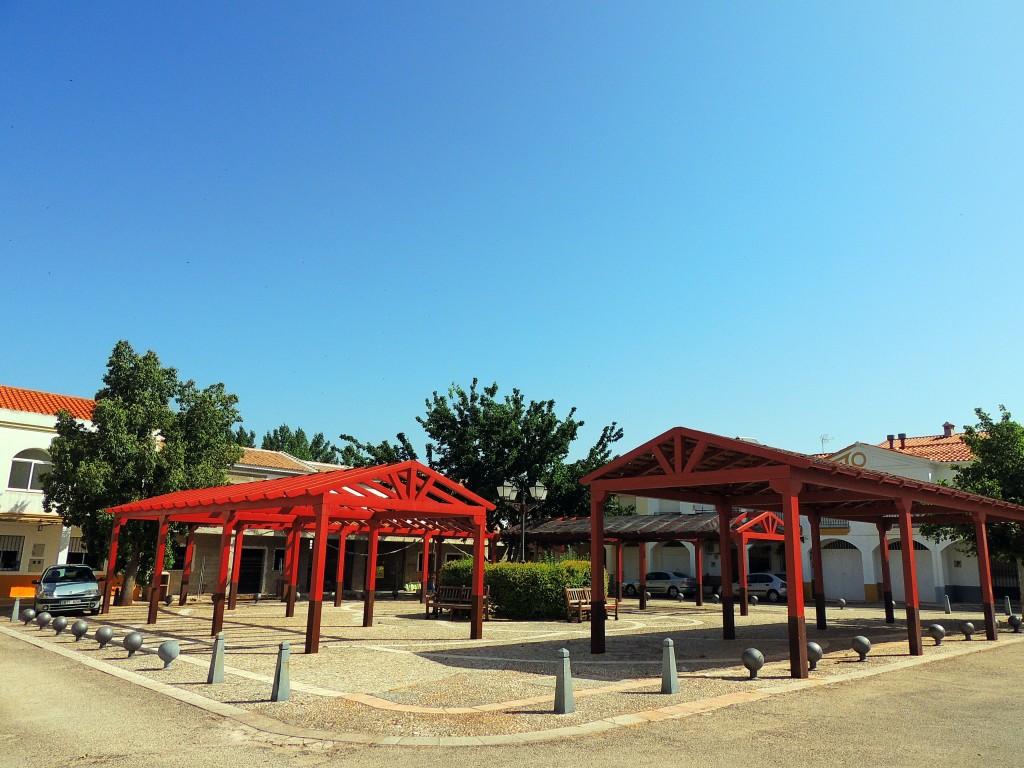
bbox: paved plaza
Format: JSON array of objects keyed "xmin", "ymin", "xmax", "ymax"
[{"xmin": 2, "ymin": 594, "xmax": 1021, "ymax": 760}]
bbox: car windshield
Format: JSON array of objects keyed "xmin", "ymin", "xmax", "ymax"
[{"xmin": 42, "ymin": 566, "xmax": 97, "ymax": 584}]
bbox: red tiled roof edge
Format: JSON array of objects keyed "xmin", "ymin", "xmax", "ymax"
[{"xmin": 0, "ymin": 384, "xmax": 95, "ymax": 421}]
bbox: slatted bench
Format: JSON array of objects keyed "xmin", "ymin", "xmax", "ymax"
[
  {"xmin": 565, "ymin": 587, "xmax": 619, "ymax": 623},
  {"xmin": 425, "ymin": 585, "xmax": 490, "ymax": 620}
]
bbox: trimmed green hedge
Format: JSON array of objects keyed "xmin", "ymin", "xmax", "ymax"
[{"xmin": 438, "ymin": 559, "xmax": 605, "ymax": 620}]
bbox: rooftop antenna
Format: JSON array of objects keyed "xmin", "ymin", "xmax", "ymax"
[{"xmin": 819, "ymin": 433, "xmax": 833, "ymax": 453}]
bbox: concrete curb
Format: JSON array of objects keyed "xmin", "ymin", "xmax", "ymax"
[{"xmin": 2, "ymin": 621, "xmax": 1019, "ymax": 748}]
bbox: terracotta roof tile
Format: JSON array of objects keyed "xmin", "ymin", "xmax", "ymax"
[
  {"xmin": 237, "ymin": 447, "xmax": 315, "ymax": 473},
  {"xmin": 875, "ymin": 434, "xmax": 973, "ymax": 463},
  {"xmin": 0, "ymin": 384, "xmax": 94, "ymax": 421}
]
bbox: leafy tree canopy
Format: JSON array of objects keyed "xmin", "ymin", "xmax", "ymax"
[
  {"xmin": 339, "ymin": 379, "xmax": 626, "ymax": 530},
  {"xmin": 920, "ymin": 406, "xmax": 1024, "ymax": 563},
  {"xmin": 261, "ymin": 424, "xmax": 340, "ymax": 464},
  {"xmin": 43, "ymin": 340, "xmax": 244, "ymax": 599}
]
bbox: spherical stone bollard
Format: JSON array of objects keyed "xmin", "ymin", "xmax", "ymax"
[
  {"xmin": 676, "ymin": 592, "xmax": 683, "ymax": 602},
  {"xmin": 95, "ymin": 626, "xmax": 114, "ymax": 649},
  {"xmin": 851, "ymin": 635, "xmax": 871, "ymax": 662},
  {"xmin": 157, "ymin": 639, "xmax": 180, "ymax": 669},
  {"xmin": 122, "ymin": 631, "xmax": 144, "ymax": 658},
  {"xmin": 926, "ymin": 624, "xmax": 946, "ymax": 646},
  {"xmin": 1009, "ymin": 614, "xmax": 1023, "ymax": 634},
  {"xmin": 645, "ymin": 591, "xmax": 652, "ymax": 600},
  {"xmin": 838, "ymin": 598, "xmax": 847, "ymax": 610},
  {"xmin": 36, "ymin": 611, "xmax": 52, "ymax": 629},
  {"xmin": 750, "ymin": 595, "xmax": 758, "ymax": 606},
  {"xmin": 741, "ymin": 648, "xmax": 765, "ymax": 679},
  {"xmin": 711, "ymin": 593, "xmax": 720, "ymax": 604},
  {"xmin": 961, "ymin": 621, "xmax": 975, "ymax": 641},
  {"xmin": 71, "ymin": 619, "xmax": 89, "ymax": 641},
  {"xmin": 889, "ymin": 600, "xmax": 896, "ymax": 611},
  {"xmin": 51, "ymin": 616, "xmax": 68, "ymax": 635},
  {"xmin": 164, "ymin": 594, "xmax": 174, "ymax": 607},
  {"xmin": 21, "ymin": 608, "xmax": 37, "ymax": 626},
  {"xmin": 806, "ymin": 641, "xmax": 823, "ymax": 671}
]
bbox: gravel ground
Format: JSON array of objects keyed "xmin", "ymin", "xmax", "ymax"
[{"xmin": 8, "ymin": 596, "xmax": 1007, "ymax": 738}]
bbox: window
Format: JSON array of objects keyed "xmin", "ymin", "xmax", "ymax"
[
  {"xmin": 273, "ymin": 549, "xmax": 285, "ymax": 571},
  {"xmin": 66, "ymin": 537, "xmax": 104, "ymax": 569},
  {"xmin": 8, "ymin": 449, "xmax": 52, "ymax": 491},
  {"xmin": 0, "ymin": 535, "xmax": 25, "ymax": 571}
]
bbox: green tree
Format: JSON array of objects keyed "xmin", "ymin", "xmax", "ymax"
[
  {"xmin": 920, "ymin": 406, "xmax": 1024, "ymax": 594},
  {"xmin": 234, "ymin": 426, "xmax": 256, "ymax": 447},
  {"xmin": 339, "ymin": 379, "xmax": 626, "ymax": 534},
  {"xmin": 43, "ymin": 340, "xmax": 244, "ymax": 604},
  {"xmin": 261, "ymin": 424, "xmax": 340, "ymax": 464}
]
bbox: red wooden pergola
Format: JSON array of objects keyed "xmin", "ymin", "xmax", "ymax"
[
  {"xmin": 582, "ymin": 426, "xmax": 1024, "ymax": 678},
  {"xmin": 104, "ymin": 461, "xmax": 494, "ymax": 653}
]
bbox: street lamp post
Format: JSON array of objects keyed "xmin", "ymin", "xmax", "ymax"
[{"xmin": 497, "ymin": 481, "xmax": 547, "ymax": 563}]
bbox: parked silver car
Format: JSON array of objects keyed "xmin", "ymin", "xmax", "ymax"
[
  {"xmin": 622, "ymin": 571, "xmax": 698, "ymax": 599},
  {"xmin": 34, "ymin": 565, "xmax": 102, "ymax": 614},
  {"xmin": 733, "ymin": 572, "xmax": 787, "ymax": 603}
]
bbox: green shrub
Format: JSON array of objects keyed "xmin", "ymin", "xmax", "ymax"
[{"xmin": 436, "ymin": 558, "xmax": 607, "ymax": 620}]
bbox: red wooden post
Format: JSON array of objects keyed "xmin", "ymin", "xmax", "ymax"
[
  {"xmin": 771, "ymin": 477, "xmax": 808, "ymax": 679},
  {"xmin": 282, "ymin": 525, "xmax": 295, "ymax": 603},
  {"xmin": 615, "ymin": 541, "xmax": 623, "ymax": 602},
  {"xmin": 362, "ymin": 525, "xmax": 380, "ymax": 627},
  {"xmin": 305, "ymin": 504, "xmax": 329, "ymax": 654},
  {"xmin": 809, "ymin": 513, "xmax": 827, "ymax": 629},
  {"xmin": 717, "ymin": 499, "xmax": 735, "ymax": 640},
  {"xmin": 287, "ymin": 523, "xmax": 302, "ymax": 618},
  {"xmin": 737, "ymin": 534, "xmax": 749, "ymax": 617},
  {"xmin": 974, "ymin": 514, "xmax": 999, "ymax": 641},
  {"xmin": 211, "ymin": 516, "xmax": 235, "ymax": 636},
  {"xmin": 470, "ymin": 522, "xmax": 485, "ymax": 640},
  {"xmin": 101, "ymin": 519, "xmax": 122, "ymax": 613},
  {"xmin": 147, "ymin": 516, "xmax": 168, "ymax": 625},
  {"xmin": 228, "ymin": 524, "xmax": 246, "ymax": 610},
  {"xmin": 590, "ymin": 489, "xmax": 607, "ymax": 654},
  {"xmin": 178, "ymin": 526, "xmax": 196, "ymax": 607},
  {"xmin": 897, "ymin": 498, "xmax": 923, "ymax": 656},
  {"xmin": 877, "ymin": 522, "xmax": 895, "ymax": 623},
  {"xmin": 334, "ymin": 526, "xmax": 349, "ymax": 607},
  {"xmin": 638, "ymin": 541, "xmax": 648, "ymax": 610},
  {"xmin": 694, "ymin": 539, "xmax": 704, "ymax": 606},
  {"xmin": 419, "ymin": 533, "xmax": 432, "ymax": 604},
  {"xmin": 431, "ymin": 535, "xmax": 444, "ymax": 587}
]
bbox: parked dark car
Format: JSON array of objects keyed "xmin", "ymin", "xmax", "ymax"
[
  {"xmin": 622, "ymin": 571, "xmax": 698, "ymax": 599},
  {"xmin": 34, "ymin": 565, "xmax": 101, "ymax": 614}
]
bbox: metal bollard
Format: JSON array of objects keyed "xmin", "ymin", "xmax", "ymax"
[
  {"xmin": 1006, "ymin": 596, "xmax": 1013, "ymax": 616},
  {"xmin": 10, "ymin": 597, "xmax": 20, "ymax": 623},
  {"xmin": 554, "ymin": 648, "xmax": 575, "ymax": 714},
  {"xmin": 207, "ymin": 631, "xmax": 225, "ymax": 684},
  {"xmin": 271, "ymin": 641, "xmax": 291, "ymax": 702},
  {"xmin": 944, "ymin": 595, "xmax": 951, "ymax": 614},
  {"xmin": 661, "ymin": 638, "xmax": 679, "ymax": 694}
]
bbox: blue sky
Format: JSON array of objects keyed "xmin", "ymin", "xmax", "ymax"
[{"xmin": 4, "ymin": 3, "xmax": 1023, "ymax": 460}]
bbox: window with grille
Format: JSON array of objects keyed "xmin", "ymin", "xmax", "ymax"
[
  {"xmin": 66, "ymin": 536, "xmax": 103, "ymax": 569},
  {"xmin": 820, "ymin": 518, "xmax": 849, "ymax": 529},
  {"xmin": 7, "ymin": 449, "xmax": 52, "ymax": 491},
  {"xmin": 0, "ymin": 535, "xmax": 25, "ymax": 571}
]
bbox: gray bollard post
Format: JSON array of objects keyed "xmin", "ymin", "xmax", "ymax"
[
  {"xmin": 207, "ymin": 631, "xmax": 225, "ymax": 684},
  {"xmin": 944, "ymin": 595, "xmax": 952, "ymax": 614},
  {"xmin": 10, "ymin": 597, "xmax": 20, "ymax": 623},
  {"xmin": 271, "ymin": 641, "xmax": 291, "ymax": 702},
  {"xmin": 554, "ymin": 648, "xmax": 575, "ymax": 714},
  {"xmin": 1006, "ymin": 596, "xmax": 1013, "ymax": 616},
  {"xmin": 661, "ymin": 638, "xmax": 679, "ymax": 694}
]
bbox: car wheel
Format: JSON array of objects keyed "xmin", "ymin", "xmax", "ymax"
[
  {"xmin": 624, "ymin": 584, "xmax": 637, "ymax": 597},
  {"xmin": 90, "ymin": 608, "xmax": 100, "ymax": 616},
  {"xmin": 766, "ymin": 589, "xmax": 780, "ymax": 603},
  {"xmin": 667, "ymin": 586, "xmax": 679, "ymax": 599}
]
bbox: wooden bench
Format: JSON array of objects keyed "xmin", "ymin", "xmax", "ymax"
[
  {"xmin": 425, "ymin": 585, "xmax": 489, "ymax": 620},
  {"xmin": 565, "ymin": 587, "xmax": 619, "ymax": 623}
]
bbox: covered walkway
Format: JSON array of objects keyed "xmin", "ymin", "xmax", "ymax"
[
  {"xmin": 104, "ymin": 461, "xmax": 494, "ymax": 653},
  {"xmin": 581, "ymin": 426, "xmax": 1024, "ymax": 678}
]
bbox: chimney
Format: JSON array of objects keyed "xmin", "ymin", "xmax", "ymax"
[
  {"xmin": 898, "ymin": 433, "xmax": 907, "ymax": 449},
  {"xmin": 886, "ymin": 434, "xmax": 895, "ymax": 449},
  {"xmin": 942, "ymin": 421, "xmax": 955, "ymax": 438}
]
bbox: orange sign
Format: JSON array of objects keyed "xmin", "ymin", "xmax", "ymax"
[{"xmin": 9, "ymin": 586, "xmax": 35, "ymax": 598}]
